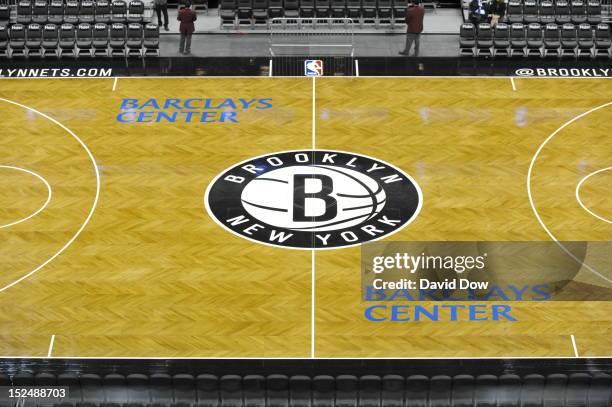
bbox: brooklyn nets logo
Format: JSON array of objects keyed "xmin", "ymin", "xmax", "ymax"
[{"xmin": 204, "ymin": 150, "xmax": 422, "ymax": 249}]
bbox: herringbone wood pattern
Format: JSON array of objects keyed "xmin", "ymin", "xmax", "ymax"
[{"xmin": 0, "ymin": 77, "xmax": 610, "ymax": 357}]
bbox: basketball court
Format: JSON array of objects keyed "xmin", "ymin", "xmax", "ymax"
[{"xmin": 0, "ymin": 76, "xmax": 610, "ymax": 359}]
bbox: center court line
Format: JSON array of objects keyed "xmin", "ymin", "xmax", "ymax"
[
  {"xmin": 570, "ymin": 334, "xmax": 579, "ymax": 357},
  {"xmin": 47, "ymin": 334, "xmax": 55, "ymax": 357},
  {"xmin": 510, "ymin": 77, "xmax": 516, "ymax": 91},
  {"xmin": 112, "ymin": 77, "xmax": 118, "ymax": 91},
  {"xmin": 311, "ymin": 76, "xmax": 316, "ymax": 359},
  {"xmin": 527, "ymin": 101, "xmax": 612, "ymax": 285}
]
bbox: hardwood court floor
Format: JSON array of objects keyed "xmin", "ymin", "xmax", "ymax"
[{"xmin": 0, "ymin": 77, "xmax": 610, "ymax": 358}]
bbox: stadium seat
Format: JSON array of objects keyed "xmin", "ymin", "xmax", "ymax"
[
  {"xmin": 41, "ymin": 23, "xmax": 59, "ymax": 56},
  {"xmin": 104, "ymin": 374, "xmax": 128, "ymax": 404},
  {"xmin": 126, "ymin": 22, "xmax": 143, "ymax": 56},
  {"xmin": 252, "ymin": 0, "xmax": 268, "ymax": 25},
  {"xmin": 283, "ymin": 0, "xmax": 300, "ymax": 18},
  {"xmin": 523, "ymin": 0, "xmax": 538, "ymax": 24},
  {"xmin": 65, "ymin": 1, "xmax": 80, "ymax": 24},
  {"xmin": 0, "ymin": 24, "xmax": 8, "ymax": 57},
  {"xmin": 127, "ymin": 374, "xmax": 151, "ymax": 405},
  {"xmin": 405, "ymin": 375, "xmax": 428, "ymax": 407},
  {"xmin": 312, "ymin": 375, "xmax": 334, "ymax": 407},
  {"xmin": 526, "ymin": 22, "xmax": 543, "ymax": 56},
  {"xmin": 268, "ymin": 0, "xmax": 283, "ymax": 18},
  {"xmin": 476, "ymin": 22, "xmax": 493, "ymax": 55},
  {"xmin": 149, "ymin": 374, "xmax": 173, "ymax": 406},
  {"xmin": 267, "ymin": 375, "xmax": 289, "ymax": 407},
  {"xmin": 359, "ymin": 375, "xmax": 381, "ymax": 407},
  {"xmin": 565, "ymin": 373, "xmax": 590, "ymax": 407},
  {"xmin": 172, "ymin": 374, "xmax": 196, "ymax": 407},
  {"xmin": 236, "ymin": 0, "xmax": 253, "ymax": 24},
  {"xmin": 474, "ymin": 375, "xmax": 497, "ymax": 407},
  {"xmin": 392, "ymin": 0, "xmax": 406, "ymax": 24},
  {"xmin": 75, "ymin": 22, "xmax": 93, "ymax": 56},
  {"xmin": 336, "ymin": 375, "xmax": 358, "ymax": 407},
  {"xmin": 58, "ymin": 22, "xmax": 76, "ymax": 56},
  {"xmin": 506, "ymin": 0, "xmax": 522, "ymax": 24},
  {"xmin": 111, "ymin": 0, "xmax": 127, "ymax": 22},
  {"xmin": 587, "ymin": 0, "xmax": 602, "ymax": 24},
  {"xmin": 32, "ymin": 0, "xmax": 49, "ymax": 24},
  {"xmin": 127, "ymin": 0, "xmax": 144, "ymax": 22},
  {"xmin": 330, "ymin": 0, "xmax": 346, "ymax": 17},
  {"xmin": 377, "ymin": 0, "xmax": 392, "ymax": 26},
  {"xmin": 346, "ymin": 0, "xmax": 361, "ymax": 20},
  {"xmin": 243, "ymin": 375, "xmax": 265, "ymax": 407},
  {"xmin": 430, "ymin": 376, "xmax": 452, "ymax": 407},
  {"xmin": 80, "ymin": 373, "xmax": 105, "ymax": 403},
  {"xmin": 571, "ymin": 0, "xmax": 587, "ymax": 24},
  {"xmin": 219, "ymin": 0, "xmax": 237, "ymax": 26},
  {"xmin": 543, "ymin": 374, "xmax": 568, "ymax": 407},
  {"xmin": 17, "ymin": 1, "xmax": 33, "ymax": 24},
  {"xmin": 315, "ymin": 0, "xmax": 331, "ymax": 17},
  {"xmin": 451, "ymin": 375, "xmax": 474, "ymax": 407},
  {"xmin": 542, "ymin": 22, "xmax": 560, "ymax": 56},
  {"xmin": 143, "ymin": 23, "xmax": 159, "ymax": 56},
  {"xmin": 381, "ymin": 376, "xmax": 404, "ymax": 407},
  {"xmin": 575, "ymin": 22, "xmax": 592, "ymax": 55},
  {"xmin": 538, "ymin": 1, "xmax": 554, "ymax": 24},
  {"xmin": 25, "ymin": 22, "xmax": 42, "ymax": 56},
  {"xmin": 91, "ymin": 22, "xmax": 108, "ymax": 55},
  {"xmin": 197, "ymin": 374, "xmax": 219, "ymax": 407},
  {"xmin": 509, "ymin": 21, "xmax": 527, "ymax": 55},
  {"xmin": 594, "ymin": 23, "xmax": 611, "ymax": 56},
  {"xmin": 109, "ymin": 22, "xmax": 126, "ymax": 55},
  {"xmin": 459, "ymin": 22, "xmax": 476, "ymax": 55},
  {"xmin": 493, "ymin": 22, "xmax": 509, "ymax": 56},
  {"xmin": 589, "ymin": 374, "xmax": 612, "ymax": 407},
  {"xmin": 219, "ymin": 375, "xmax": 242, "ymax": 407},
  {"xmin": 496, "ymin": 375, "xmax": 520, "ymax": 407},
  {"xmin": 48, "ymin": 1, "xmax": 64, "ymax": 24},
  {"xmin": 80, "ymin": 1, "xmax": 95, "ymax": 23},
  {"xmin": 289, "ymin": 376, "xmax": 311, "ymax": 407},
  {"xmin": 95, "ymin": 0, "xmax": 111, "ymax": 22},
  {"xmin": 560, "ymin": 22, "xmax": 577, "ymax": 56},
  {"xmin": 299, "ymin": 0, "xmax": 315, "ymax": 18},
  {"xmin": 362, "ymin": 0, "xmax": 376, "ymax": 25},
  {"xmin": 555, "ymin": 0, "xmax": 571, "ymax": 24},
  {"xmin": 0, "ymin": 5, "xmax": 9, "ymax": 24}
]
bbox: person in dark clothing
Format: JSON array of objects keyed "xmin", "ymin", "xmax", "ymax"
[
  {"xmin": 155, "ymin": 0, "xmax": 169, "ymax": 31},
  {"xmin": 488, "ymin": 0, "xmax": 505, "ymax": 27},
  {"xmin": 469, "ymin": 0, "xmax": 488, "ymax": 25},
  {"xmin": 399, "ymin": 0, "xmax": 425, "ymax": 56},
  {"xmin": 177, "ymin": 2, "xmax": 197, "ymax": 55}
]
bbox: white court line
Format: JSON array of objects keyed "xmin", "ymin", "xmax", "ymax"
[
  {"xmin": 527, "ymin": 101, "xmax": 612, "ymax": 285},
  {"xmin": 0, "ymin": 166, "xmax": 52, "ymax": 229},
  {"xmin": 575, "ymin": 167, "xmax": 612, "ymax": 224},
  {"xmin": 570, "ymin": 334, "xmax": 579, "ymax": 357},
  {"xmin": 311, "ymin": 75, "xmax": 316, "ymax": 359},
  {"xmin": 269, "ymin": 59, "xmax": 273, "ymax": 77},
  {"xmin": 2, "ymin": 75, "xmax": 612, "ymax": 80},
  {"xmin": 112, "ymin": 77, "xmax": 118, "ymax": 91},
  {"xmin": 0, "ymin": 98, "xmax": 101, "ymax": 294},
  {"xmin": 0, "ymin": 355, "xmax": 609, "ymax": 359},
  {"xmin": 510, "ymin": 77, "xmax": 516, "ymax": 91},
  {"xmin": 355, "ymin": 59, "xmax": 360, "ymax": 77},
  {"xmin": 47, "ymin": 335, "xmax": 56, "ymax": 357}
]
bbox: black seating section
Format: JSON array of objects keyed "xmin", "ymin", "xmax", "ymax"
[
  {"xmin": 504, "ymin": 0, "xmax": 602, "ymax": 27},
  {"xmin": 71, "ymin": 374, "xmax": 555, "ymax": 407},
  {"xmin": 461, "ymin": 21, "xmax": 612, "ymax": 57}
]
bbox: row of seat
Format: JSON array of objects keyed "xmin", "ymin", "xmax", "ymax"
[
  {"xmin": 460, "ymin": 22, "xmax": 612, "ymax": 56},
  {"xmin": 0, "ymin": 372, "xmax": 610, "ymax": 407},
  {"xmin": 505, "ymin": 0, "xmax": 603, "ymax": 25},
  {"xmin": 0, "ymin": 0, "xmax": 147, "ymax": 25},
  {"xmin": 0, "ymin": 22, "xmax": 159, "ymax": 57},
  {"xmin": 219, "ymin": 0, "xmax": 408, "ymax": 27}
]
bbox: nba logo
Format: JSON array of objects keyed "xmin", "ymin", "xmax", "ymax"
[{"xmin": 304, "ymin": 60, "xmax": 324, "ymax": 77}]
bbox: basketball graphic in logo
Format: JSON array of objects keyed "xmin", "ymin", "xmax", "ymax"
[{"xmin": 204, "ymin": 150, "xmax": 422, "ymax": 249}]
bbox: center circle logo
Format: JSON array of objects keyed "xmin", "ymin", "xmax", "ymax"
[{"xmin": 204, "ymin": 150, "xmax": 423, "ymax": 249}]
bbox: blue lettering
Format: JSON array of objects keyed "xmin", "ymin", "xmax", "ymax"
[{"xmin": 364, "ymin": 305, "xmax": 386, "ymax": 321}]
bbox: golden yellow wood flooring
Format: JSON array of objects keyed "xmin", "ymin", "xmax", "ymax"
[{"xmin": 0, "ymin": 77, "xmax": 610, "ymax": 358}]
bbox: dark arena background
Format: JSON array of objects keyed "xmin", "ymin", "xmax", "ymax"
[{"xmin": 0, "ymin": 0, "xmax": 611, "ymax": 402}]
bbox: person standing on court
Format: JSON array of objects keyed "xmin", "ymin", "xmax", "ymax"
[
  {"xmin": 154, "ymin": 0, "xmax": 169, "ymax": 31},
  {"xmin": 399, "ymin": 0, "xmax": 425, "ymax": 57},
  {"xmin": 177, "ymin": 2, "xmax": 197, "ymax": 55}
]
